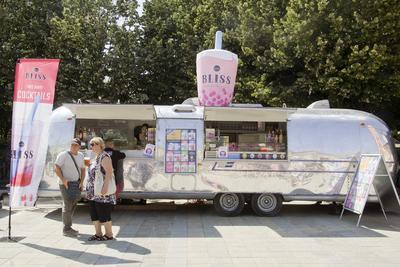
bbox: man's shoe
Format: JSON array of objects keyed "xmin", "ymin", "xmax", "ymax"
[{"xmin": 63, "ymin": 228, "xmax": 79, "ymax": 236}]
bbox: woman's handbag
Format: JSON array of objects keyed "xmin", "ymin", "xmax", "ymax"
[{"xmin": 94, "ymin": 167, "xmax": 116, "ymax": 196}]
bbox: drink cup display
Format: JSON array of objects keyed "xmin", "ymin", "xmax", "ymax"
[
  {"xmin": 84, "ymin": 157, "xmax": 91, "ymax": 167},
  {"xmin": 196, "ymin": 31, "xmax": 238, "ymax": 106}
]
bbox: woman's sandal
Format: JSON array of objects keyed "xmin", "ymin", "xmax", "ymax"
[
  {"xmin": 88, "ymin": 234, "xmax": 105, "ymax": 241},
  {"xmin": 103, "ymin": 235, "xmax": 114, "ymax": 241}
]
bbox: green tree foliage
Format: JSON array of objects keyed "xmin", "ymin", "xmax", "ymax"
[
  {"xmin": 105, "ymin": 0, "xmax": 142, "ymax": 103},
  {"xmin": 138, "ymin": 0, "xmax": 198, "ymax": 104},
  {"xmin": 48, "ymin": 0, "xmax": 141, "ymax": 103},
  {"xmin": 269, "ymin": 0, "xmax": 400, "ymax": 111},
  {"xmin": 0, "ymin": 0, "xmax": 62, "ymax": 143},
  {"xmin": 236, "ymin": 0, "xmax": 288, "ymax": 105},
  {"xmin": 0, "ymin": 0, "xmax": 141, "ymax": 144}
]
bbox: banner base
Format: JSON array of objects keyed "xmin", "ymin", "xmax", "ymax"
[{"xmin": 0, "ymin": 236, "xmax": 25, "ymax": 242}]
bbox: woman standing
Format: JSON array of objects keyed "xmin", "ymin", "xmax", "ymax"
[{"xmin": 86, "ymin": 137, "xmax": 116, "ymax": 241}]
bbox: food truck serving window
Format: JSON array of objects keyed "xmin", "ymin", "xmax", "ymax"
[
  {"xmin": 204, "ymin": 107, "xmax": 288, "ymax": 160},
  {"xmin": 65, "ymin": 104, "xmax": 156, "ymax": 158},
  {"xmin": 75, "ymin": 119, "xmax": 156, "ymax": 157},
  {"xmin": 204, "ymin": 121, "xmax": 287, "ymax": 160}
]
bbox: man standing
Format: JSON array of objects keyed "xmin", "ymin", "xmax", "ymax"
[
  {"xmin": 104, "ymin": 139, "xmax": 126, "ymax": 199},
  {"xmin": 55, "ymin": 138, "xmax": 85, "ymax": 236}
]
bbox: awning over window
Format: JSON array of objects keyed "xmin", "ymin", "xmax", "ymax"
[
  {"xmin": 63, "ymin": 104, "xmax": 156, "ymax": 120},
  {"xmin": 204, "ymin": 107, "xmax": 291, "ymax": 122}
]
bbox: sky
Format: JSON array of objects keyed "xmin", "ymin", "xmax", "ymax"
[{"xmin": 137, "ymin": 0, "xmax": 145, "ymax": 16}]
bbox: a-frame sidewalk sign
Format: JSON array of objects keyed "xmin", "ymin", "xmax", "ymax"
[{"xmin": 340, "ymin": 154, "xmax": 400, "ymax": 227}]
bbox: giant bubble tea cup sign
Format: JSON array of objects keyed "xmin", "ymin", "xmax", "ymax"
[{"xmin": 196, "ymin": 31, "xmax": 238, "ymax": 106}]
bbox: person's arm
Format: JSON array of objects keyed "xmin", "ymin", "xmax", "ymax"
[
  {"xmin": 54, "ymin": 164, "xmax": 69, "ymax": 189},
  {"xmin": 79, "ymin": 167, "xmax": 85, "ymax": 190},
  {"xmin": 101, "ymin": 156, "xmax": 114, "ymax": 195},
  {"xmin": 78, "ymin": 154, "xmax": 85, "ymax": 190}
]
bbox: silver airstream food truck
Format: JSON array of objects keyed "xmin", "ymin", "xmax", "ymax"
[{"xmin": 39, "ymin": 100, "xmax": 398, "ymax": 216}]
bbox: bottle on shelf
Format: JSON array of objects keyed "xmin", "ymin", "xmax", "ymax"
[
  {"xmin": 278, "ymin": 129, "xmax": 283, "ymax": 144},
  {"xmin": 274, "ymin": 130, "xmax": 279, "ymax": 144},
  {"xmin": 83, "ymin": 127, "xmax": 87, "ymax": 142},
  {"xmin": 267, "ymin": 130, "xmax": 271, "ymax": 143},
  {"xmin": 87, "ymin": 128, "xmax": 92, "ymax": 142},
  {"xmin": 78, "ymin": 127, "xmax": 83, "ymax": 140}
]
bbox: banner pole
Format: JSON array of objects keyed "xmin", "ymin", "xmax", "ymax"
[
  {"xmin": 8, "ymin": 205, "xmax": 11, "ymax": 240},
  {"xmin": 7, "ymin": 189, "xmax": 16, "ymax": 242}
]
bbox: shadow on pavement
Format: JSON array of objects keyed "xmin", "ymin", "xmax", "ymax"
[
  {"xmin": 23, "ymin": 242, "xmax": 142, "ymax": 265},
  {"xmin": 341, "ymin": 203, "xmax": 400, "ymax": 232},
  {"xmin": 77, "ymin": 234, "xmax": 151, "ymax": 255},
  {"xmin": 0, "ymin": 208, "xmax": 16, "ymax": 220},
  {"xmin": 274, "ymin": 203, "xmax": 400, "ymax": 237},
  {"xmin": 41, "ymin": 201, "xmax": 400, "ymax": 239}
]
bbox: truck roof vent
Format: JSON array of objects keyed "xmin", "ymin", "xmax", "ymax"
[
  {"xmin": 172, "ymin": 104, "xmax": 196, "ymax": 113},
  {"xmin": 182, "ymin": 97, "xmax": 200, "ymax": 106},
  {"xmin": 307, "ymin": 100, "xmax": 330, "ymax": 109}
]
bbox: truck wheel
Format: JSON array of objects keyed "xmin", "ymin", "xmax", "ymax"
[
  {"xmin": 251, "ymin": 193, "xmax": 282, "ymax": 216},
  {"xmin": 214, "ymin": 193, "xmax": 245, "ymax": 216}
]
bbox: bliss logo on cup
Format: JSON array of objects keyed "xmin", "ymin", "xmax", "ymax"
[{"xmin": 201, "ymin": 65, "xmax": 232, "ymax": 85}]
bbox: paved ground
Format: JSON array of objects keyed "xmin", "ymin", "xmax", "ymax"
[{"xmin": 1, "ymin": 199, "xmax": 400, "ymax": 266}]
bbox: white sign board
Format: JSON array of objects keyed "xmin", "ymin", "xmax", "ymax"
[{"xmin": 343, "ymin": 155, "xmax": 380, "ymax": 214}]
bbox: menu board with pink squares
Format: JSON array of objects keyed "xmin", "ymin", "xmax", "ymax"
[
  {"xmin": 343, "ymin": 155, "xmax": 381, "ymax": 214},
  {"xmin": 165, "ymin": 129, "xmax": 197, "ymax": 173}
]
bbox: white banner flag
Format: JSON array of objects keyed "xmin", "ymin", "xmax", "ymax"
[{"xmin": 10, "ymin": 59, "xmax": 60, "ymax": 207}]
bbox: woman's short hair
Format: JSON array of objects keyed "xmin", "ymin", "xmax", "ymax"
[{"xmin": 90, "ymin": 137, "xmax": 105, "ymax": 150}]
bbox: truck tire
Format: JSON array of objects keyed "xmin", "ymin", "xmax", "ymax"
[
  {"xmin": 251, "ymin": 193, "xmax": 282, "ymax": 216},
  {"xmin": 214, "ymin": 193, "xmax": 245, "ymax": 216}
]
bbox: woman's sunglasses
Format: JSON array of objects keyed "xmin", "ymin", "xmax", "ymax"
[{"xmin": 90, "ymin": 143, "xmax": 98, "ymax": 147}]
